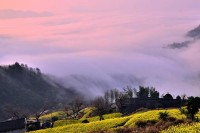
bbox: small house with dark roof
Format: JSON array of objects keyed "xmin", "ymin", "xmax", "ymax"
[
  {"xmin": 116, "ymin": 98, "xmax": 181, "ymax": 114},
  {"xmin": 0, "ymin": 118, "xmax": 26, "ymax": 133}
]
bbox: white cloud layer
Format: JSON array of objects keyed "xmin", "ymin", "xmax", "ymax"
[{"xmin": 0, "ymin": 0, "xmax": 200, "ymax": 96}]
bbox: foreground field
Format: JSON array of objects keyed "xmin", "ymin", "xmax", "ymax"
[
  {"xmin": 162, "ymin": 123, "xmax": 200, "ymax": 133},
  {"xmin": 125, "ymin": 109, "xmax": 186, "ymax": 127},
  {"xmin": 30, "ymin": 117, "xmax": 130, "ymax": 133},
  {"xmin": 29, "ymin": 108, "xmax": 200, "ymax": 133}
]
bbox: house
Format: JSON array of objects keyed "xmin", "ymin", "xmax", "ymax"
[
  {"xmin": 116, "ymin": 98, "xmax": 181, "ymax": 114},
  {"xmin": 0, "ymin": 118, "xmax": 26, "ymax": 133}
]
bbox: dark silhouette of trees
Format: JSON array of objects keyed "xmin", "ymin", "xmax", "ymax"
[
  {"xmin": 149, "ymin": 87, "xmax": 159, "ymax": 98},
  {"xmin": 163, "ymin": 93, "xmax": 173, "ymax": 99},
  {"xmin": 133, "ymin": 86, "xmax": 159, "ymax": 98},
  {"xmin": 135, "ymin": 86, "xmax": 150, "ymax": 98},
  {"xmin": 123, "ymin": 86, "xmax": 134, "ymax": 98},
  {"xmin": 187, "ymin": 97, "xmax": 200, "ymax": 121},
  {"xmin": 176, "ymin": 95, "xmax": 181, "ymax": 100}
]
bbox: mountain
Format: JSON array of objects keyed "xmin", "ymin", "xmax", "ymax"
[{"xmin": 0, "ymin": 62, "xmax": 78, "ymax": 121}]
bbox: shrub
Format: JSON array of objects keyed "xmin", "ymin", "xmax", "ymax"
[
  {"xmin": 26, "ymin": 122, "xmax": 41, "ymax": 131},
  {"xmin": 147, "ymin": 120, "xmax": 157, "ymax": 125},
  {"xmin": 135, "ymin": 120, "xmax": 148, "ymax": 128},
  {"xmin": 180, "ymin": 107, "xmax": 188, "ymax": 114},
  {"xmin": 167, "ymin": 117, "xmax": 176, "ymax": 122},
  {"xmin": 51, "ymin": 116, "xmax": 59, "ymax": 122},
  {"xmin": 82, "ymin": 119, "xmax": 89, "ymax": 123},
  {"xmin": 159, "ymin": 111, "xmax": 169, "ymax": 121},
  {"xmin": 173, "ymin": 119, "xmax": 184, "ymax": 125},
  {"xmin": 135, "ymin": 119, "xmax": 157, "ymax": 128},
  {"xmin": 26, "ymin": 124, "xmax": 37, "ymax": 132}
]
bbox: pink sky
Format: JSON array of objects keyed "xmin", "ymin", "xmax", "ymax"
[{"xmin": 1, "ymin": 0, "xmax": 200, "ymax": 96}]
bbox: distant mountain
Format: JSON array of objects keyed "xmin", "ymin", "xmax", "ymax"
[{"xmin": 0, "ymin": 62, "xmax": 78, "ymax": 121}]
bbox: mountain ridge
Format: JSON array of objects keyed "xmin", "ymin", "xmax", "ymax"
[{"xmin": 0, "ymin": 62, "xmax": 78, "ymax": 121}]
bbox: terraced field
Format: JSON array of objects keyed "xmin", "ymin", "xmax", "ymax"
[
  {"xmin": 162, "ymin": 123, "xmax": 200, "ymax": 133},
  {"xmin": 30, "ymin": 108, "xmax": 196, "ymax": 133}
]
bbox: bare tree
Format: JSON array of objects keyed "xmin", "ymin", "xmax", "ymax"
[
  {"xmin": 3, "ymin": 104, "xmax": 29, "ymax": 119},
  {"xmin": 92, "ymin": 96, "xmax": 109, "ymax": 120},
  {"xmin": 34, "ymin": 107, "xmax": 47, "ymax": 122},
  {"xmin": 104, "ymin": 89, "xmax": 120, "ymax": 105},
  {"xmin": 69, "ymin": 97, "xmax": 85, "ymax": 119}
]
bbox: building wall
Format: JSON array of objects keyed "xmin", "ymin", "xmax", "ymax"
[{"xmin": 116, "ymin": 98, "xmax": 181, "ymax": 114}]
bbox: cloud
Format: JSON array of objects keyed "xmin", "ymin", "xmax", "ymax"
[
  {"xmin": 1, "ymin": 0, "xmax": 200, "ymax": 97},
  {"xmin": 0, "ymin": 34, "xmax": 12, "ymax": 39},
  {"xmin": 0, "ymin": 9, "xmax": 52, "ymax": 19},
  {"xmin": 165, "ymin": 40, "xmax": 192, "ymax": 49},
  {"xmin": 61, "ymin": 74, "xmax": 145, "ymax": 97},
  {"xmin": 165, "ymin": 24, "xmax": 200, "ymax": 49},
  {"xmin": 186, "ymin": 25, "xmax": 200, "ymax": 39},
  {"xmin": 0, "ymin": 37, "xmax": 77, "ymax": 59}
]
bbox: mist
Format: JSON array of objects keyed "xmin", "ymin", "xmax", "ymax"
[{"xmin": 1, "ymin": 0, "xmax": 200, "ymax": 97}]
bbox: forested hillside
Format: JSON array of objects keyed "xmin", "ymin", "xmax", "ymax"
[{"xmin": 0, "ymin": 62, "xmax": 77, "ymax": 120}]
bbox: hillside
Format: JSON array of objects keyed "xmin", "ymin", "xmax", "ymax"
[
  {"xmin": 30, "ymin": 108, "xmax": 199, "ymax": 133},
  {"xmin": 0, "ymin": 62, "xmax": 78, "ymax": 121}
]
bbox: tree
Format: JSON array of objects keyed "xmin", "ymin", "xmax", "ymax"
[
  {"xmin": 109, "ymin": 88, "xmax": 120, "ymax": 103},
  {"xmin": 149, "ymin": 87, "xmax": 159, "ymax": 98},
  {"xmin": 187, "ymin": 97, "xmax": 200, "ymax": 121},
  {"xmin": 69, "ymin": 97, "xmax": 85, "ymax": 119},
  {"xmin": 104, "ymin": 90, "xmax": 110, "ymax": 106},
  {"xmin": 176, "ymin": 95, "xmax": 182, "ymax": 108},
  {"xmin": 176, "ymin": 95, "xmax": 181, "ymax": 100},
  {"xmin": 134, "ymin": 86, "xmax": 150, "ymax": 98},
  {"xmin": 33, "ymin": 102, "xmax": 50, "ymax": 122},
  {"xmin": 92, "ymin": 96, "xmax": 108, "ymax": 120},
  {"xmin": 3, "ymin": 104, "xmax": 29, "ymax": 119},
  {"xmin": 123, "ymin": 86, "xmax": 134, "ymax": 98},
  {"xmin": 163, "ymin": 93, "xmax": 173, "ymax": 99},
  {"xmin": 34, "ymin": 108, "xmax": 47, "ymax": 122},
  {"xmin": 103, "ymin": 89, "xmax": 120, "ymax": 106}
]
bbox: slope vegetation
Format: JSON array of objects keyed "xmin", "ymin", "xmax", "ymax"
[{"xmin": 30, "ymin": 108, "xmax": 192, "ymax": 133}]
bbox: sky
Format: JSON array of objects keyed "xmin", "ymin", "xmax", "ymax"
[{"xmin": 0, "ymin": 0, "xmax": 200, "ymax": 96}]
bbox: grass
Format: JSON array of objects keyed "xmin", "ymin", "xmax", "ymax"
[
  {"xmin": 53, "ymin": 119, "xmax": 80, "ymax": 127},
  {"xmin": 125, "ymin": 109, "xmax": 186, "ymax": 127},
  {"xmin": 30, "ymin": 117, "xmax": 129, "ymax": 133},
  {"xmin": 80, "ymin": 107, "xmax": 96, "ymax": 120},
  {"xmin": 40, "ymin": 111, "xmax": 64, "ymax": 120},
  {"xmin": 53, "ymin": 112, "xmax": 123, "ymax": 127},
  {"xmin": 87, "ymin": 113, "xmax": 122, "ymax": 122}
]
